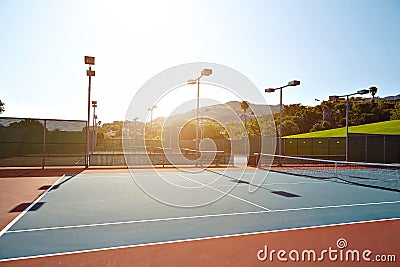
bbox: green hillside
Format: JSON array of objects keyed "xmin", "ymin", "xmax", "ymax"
[{"xmin": 284, "ymin": 120, "xmax": 400, "ymax": 138}]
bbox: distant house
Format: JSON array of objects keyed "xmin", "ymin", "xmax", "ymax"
[{"xmin": 383, "ymin": 94, "xmax": 400, "ymax": 102}]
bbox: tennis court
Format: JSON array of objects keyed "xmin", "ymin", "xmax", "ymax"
[{"xmin": 0, "ymin": 160, "xmax": 399, "ymax": 265}]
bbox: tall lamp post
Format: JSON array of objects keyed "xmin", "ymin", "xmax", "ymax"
[
  {"xmin": 96, "ymin": 120, "xmax": 101, "ymax": 151},
  {"xmin": 199, "ymin": 108, "xmax": 209, "ymax": 151},
  {"xmin": 329, "ymin": 89, "xmax": 370, "ymax": 161},
  {"xmin": 85, "ymin": 56, "xmax": 95, "ymax": 168},
  {"xmin": 187, "ymin": 68, "xmax": 212, "ymax": 161},
  {"xmin": 265, "ymin": 80, "xmax": 301, "ymax": 156},
  {"xmin": 132, "ymin": 117, "xmax": 139, "ymax": 147},
  {"xmin": 92, "ymin": 101, "xmax": 97, "ymax": 153},
  {"xmin": 148, "ymin": 105, "xmax": 157, "ymax": 154},
  {"xmin": 315, "ymin": 98, "xmax": 326, "ymax": 121}
]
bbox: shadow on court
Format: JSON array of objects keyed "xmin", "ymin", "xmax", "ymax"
[
  {"xmin": 205, "ymin": 169, "xmax": 301, "ymax": 198},
  {"xmin": 9, "ymin": 202, "xmax": 45, "ymax": 213},
  {"xmin": 50, "ymin": 173, "xmax": 80, "ymax": 191}
]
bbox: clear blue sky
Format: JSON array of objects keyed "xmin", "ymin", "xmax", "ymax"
[{"xmin": 1, "ymin": 0, "xmax": 399, "ymax": 123}]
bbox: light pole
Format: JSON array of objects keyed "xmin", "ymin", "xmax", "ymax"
[
  {"xmin": 84, "ymin": 56, "xmax": 95, "ymax": 168},
  {"xmin": 148, "ymin": 105, "xmax": 157, "ymax": 154},
  {"xmin": 132, "ymin": 117, "xmax": 139, "ymax": 147},
  {"xmin": 187, "ymin": 68, "xmax": 212, "ymax": 161},
  {"xmin": 96, "ymin": 120, "xmax": 101, "ymax": 151},
  {"xmin": 92, "ymin": 100, "xmax": 97, "ymax": 153},
  {"xmin": 265, "ymin": 80, "xmax": 300, "ymax": 156},
  {"xmin": 199, "ymin": 108, "xmax": 209, "ymax": 151},
  {"xmin": 315, "ymin": 98, "xmax": 326, "ymax": 121},
  {"xmin": 329, "ymin": 89, "xmax": 370, "ymax": 161}
]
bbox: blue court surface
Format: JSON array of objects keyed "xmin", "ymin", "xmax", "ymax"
[{"xmin": 0, "ymin": 169, "xmax": 399, "ymax": 261}]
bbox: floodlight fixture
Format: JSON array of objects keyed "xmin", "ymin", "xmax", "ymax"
[
  {"xmin": 287, "ymin": 80, "xmax": 300, "ymax": 86},
  {"xmin": 201, "ymin": 68, "xmax": 212, "ymax": 77},
  {"xmin": 84, "ymin": 56, "xmax": 95, "ymax": 65}
]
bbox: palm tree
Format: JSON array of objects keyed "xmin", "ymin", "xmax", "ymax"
[
  {"xmin": 369, "ymin": 86, "xmax": 378, "ymax": 103},
  {"xmin": 240, "ymin": 101, "xmax": 250, "ymax": 129},
  {"xmin": 0, "ymin": 99, "xmax": 4, "ymax": 114}
]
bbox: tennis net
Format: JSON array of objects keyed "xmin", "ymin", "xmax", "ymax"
[{"xmin": 256, "ymin": 153, "xmax": 400, "ymax": 192}]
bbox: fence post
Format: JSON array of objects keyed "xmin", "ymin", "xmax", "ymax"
[
  {"xmin": 42, "ymin": 120, "xmax": 46, "ymax": 169},
  {"xmin": 85, "ymin": 121, "xmax": 88, "ymax": 167}
]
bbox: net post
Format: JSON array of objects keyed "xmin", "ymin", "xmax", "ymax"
[{"xmin": 255, "ymin": 153, "xmax": 260, "ymax": 167}]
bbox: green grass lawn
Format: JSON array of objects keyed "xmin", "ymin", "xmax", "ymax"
[{"xmin": 284, "ymin": 120, "xmax": 400, "ymax": 138}]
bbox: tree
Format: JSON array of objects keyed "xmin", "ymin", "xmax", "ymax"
[
  {"xmin": 282, "ymin": 104, "xmax": 303, "ymax": 117},
  {"xmin": 0, "ymin": 100, "xmax": 4, "ymax": 114},
  {"xmin": 390, "ymin": 102, "xmax": 400, "ymax": 120},
  {"xmin": 310, "ymin": 121, "xmax": 331, "ymax": 132},
  {"xmin": 281, "ymin": 120, "xmax": 300, "ymax": 136},
  {"xmin": 320, "ymin": 100, "xmax": 335, "ymax": 126},
  {"xmin": 9, "ymin": 119, "xmax": 44, "ymax": 130},
  {"xmin": 293, "ymin": 107, "xmax": 322, "ymax": 133},
  {"xmin": 225, "ymin": 121, "xmax": 245, "ymax": 140},
  {"xmin": 258, "ymin": 117, "xmax": 277, "ymax": 137},
  {"xmin": 203, "ymin": 122, "xmax": 226, "ymax": 139},
  {"xmin": 369, "ymin": 86, "xmax": 378, "ymax": 103},
  {"xmin": 349, "ymin": 101, "xmax": 374, "ymax": 125},
  {"xmin": 100, "ymin": 121, "xmax": 124, "ymax": 138},
  {"xmin": 331, "ymin": 101, "xmax": 346, "ymax": 127},
  {"xmin": 240, "ymin": 101, "xmax": 250, "ymax": 128},
  {"xmin": 246, "ymin": 119, "xmax": 260, "ymax": 137}
]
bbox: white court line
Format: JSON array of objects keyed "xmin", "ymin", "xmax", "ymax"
[
  {"xmin": 0, "ymin": 174, "xmax": 67, "ymax": 238},
  {"xmin": 77, "ymin": 174, "xmax": 131, "ymax": 178},
  {"xmin": 271, "ymin": 200, "xmax": 400, "ymax": 213},
  {"xmin": 1, "ymin": 217, "xmax": 399, "ymax": 263},
  {"xmin": 178, "ymin": 174, "xmax": 271, "ymax": 211},
  {"xmin": 7, "ymin": 200, "xmax": 400, "ymax": 234},
  {"xmin": 85, "ymin": 172, "xmax": 215, "ymax": 179},
  {"xmin": 108, "ymin": 170, "xmax": 271, "ymax": 178},
  {"xmin": 131, "ymin": 172, "xmax": 224, "ymax": 178},
  {"xmin": 7, "ymin": 210, "xmax": 269, "ymax": 234},
  {"xmin": 212, "ymin": 181, "xmax": 331, "ymax": 187}
]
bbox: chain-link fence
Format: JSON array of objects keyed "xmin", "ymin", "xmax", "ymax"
[
  {"xmin": 348, "ymin": 133, "xmax": 400, "ymax": 163},
  {"xmin": 282, "ymin": 134, "xmax": 400, "ymax": 163},
  {"xmin": 0, "ymin": 117, "xmax": 87, "ymax": 167},
  {"xmin": 95, "ymin": 137, "xmax": 277, "ymax": 157},
  {"xmin": 283, "ymin": 137, "xmax": 345, "ymax": 160}
]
